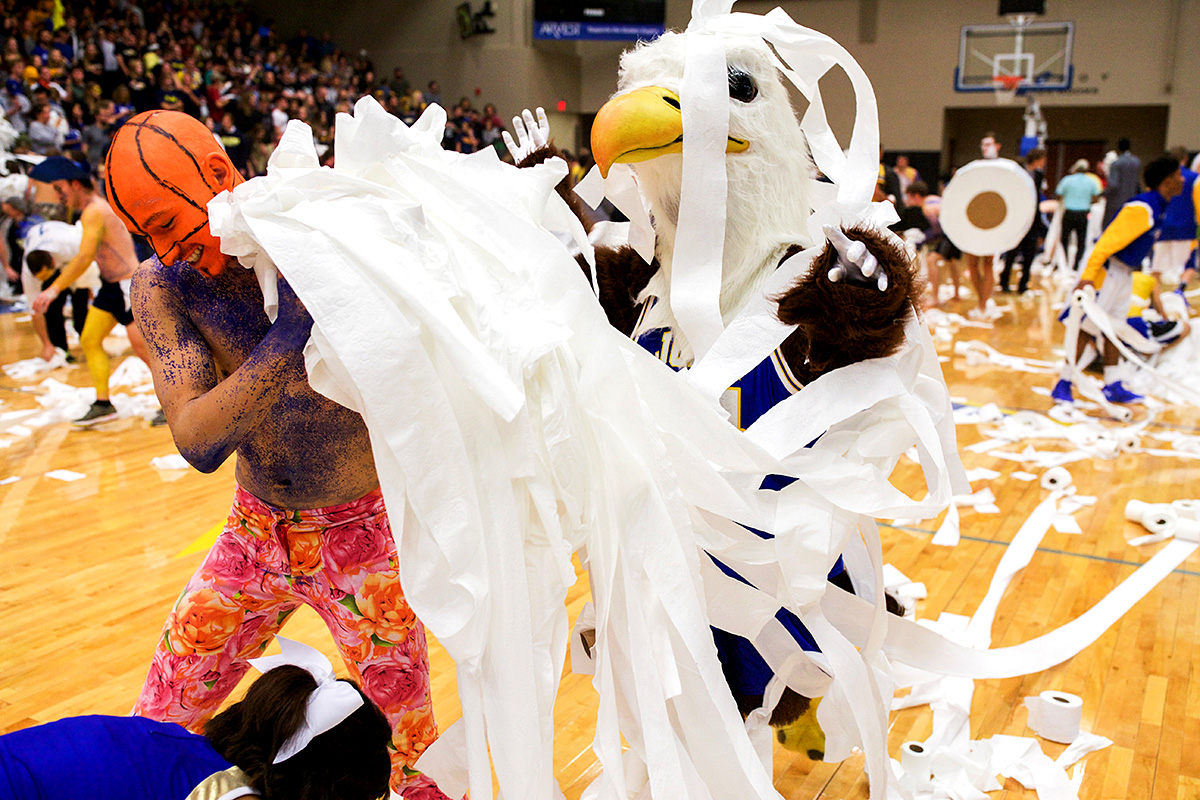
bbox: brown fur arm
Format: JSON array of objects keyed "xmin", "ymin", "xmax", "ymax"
[
  {"xmin": 517, "ymin": 144, "xmax": 593, "ymax": 235},
  {"xmin": 576, "ymin": 246, "xmax": 659, "ymax": 336},
  {"xmin": 776, "ymin": 226, "xmax": 919, "ymax": 384}
]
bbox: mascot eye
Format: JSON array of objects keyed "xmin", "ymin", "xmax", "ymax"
[{"xmin": 727, "ymin": 68, "xmax": 758, "ymax": 103}]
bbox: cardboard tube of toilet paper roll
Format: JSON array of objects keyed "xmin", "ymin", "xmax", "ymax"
[
  {"xmin": 1040, "ymin": 467, "xmax": 1072, "ymax": 491},
  {"xmin": 900, "ymin": 740, "xmax": 932, "ymax": 785},
  {"xmin": 1024, "ymin": 690, "xmax": 1082, "ymax": 744},
  {"xmin": 1118, "ymin": 431, "xmax": 1140, "ymax": 453}
]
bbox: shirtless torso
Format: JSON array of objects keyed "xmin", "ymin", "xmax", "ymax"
[
  {"xmin": 82, "ymin": 193, "xmax": 139, "ymax": 282},
  {"xmin": 132, "ymin": 258, "xmax": 377, "ymax": 507}
]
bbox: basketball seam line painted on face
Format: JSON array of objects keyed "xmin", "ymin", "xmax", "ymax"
[
  {"xmin": 107, "ymin": 111, "xmax": 218, "ymax": 242},
  {"xmin": 133, "ymin": 112, "xmax": 220, "ymax": 195}
]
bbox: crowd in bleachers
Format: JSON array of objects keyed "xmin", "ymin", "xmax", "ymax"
[{"xmin": 0, "ymin": 0, "xmax": 520, "ymax": 181}]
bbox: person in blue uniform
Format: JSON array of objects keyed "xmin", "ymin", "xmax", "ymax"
[
  {"xmin": 1052, "ymin": 156, "xmax": 1185, "ymax": 405},
  {"xmin": 1149, "ymin": 146, "xmax": 1200, "ymax": 286},
  {"xmin": 0, "ymin": 661, "xmax": 390, "ymax": 800}
]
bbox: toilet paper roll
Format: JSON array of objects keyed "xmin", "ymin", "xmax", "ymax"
[
  {"xmin": 941, "ymin": 159, "xmax": 1037, "ymax": 255},
  {"xmin": 1041, "ymin": 467, "xmax": 1072, "ymax": 491},
  {"xmin": 1093, "ymin": 437, "xmax": 1121, "ymax": 459},
  {"xmin": 1171, "ymin": 499, "xmax": 1199, "ymax": 521},
  {"xmin": 1125, "ymin": 500, "xmax": 1178, "ymax": 535},
  {"xmin": 977, "ymin": 403, "xmax": 1004, "ymax": 423},
  {"xmin": 1024, "ymin": 690, "xmax": 1082, "ymax": 744},
  {"xmin": 1117, "ymin": 430, "xmax": 1140, "ymax": 453},
  {"xmin": 900, "ymin": 740, "xmax": 932, "ymax": 785},
  {"xmin": 1175, "ymin": 518, "xmax": 1200, "ymax": 544},
  {"xmin": 1065, "ymin": 425, "xmax": 1100, "ymax": 447},
  {"xmin": 1137, "ymin": 503, "xmax": 1178, "ymax": 536},
  {"xmin": 1124, "ymin": 499, "xmax": 1151, "ymax": 524}
]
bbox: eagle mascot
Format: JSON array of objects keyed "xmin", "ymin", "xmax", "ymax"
[{"xmin": 514, "ymin": 28, "xmax": 919, "ymax": 750}]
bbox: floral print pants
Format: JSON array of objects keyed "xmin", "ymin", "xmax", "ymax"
[{"xmin": 134, "ymin": 485, "xmax": 448, "ymax": 798}]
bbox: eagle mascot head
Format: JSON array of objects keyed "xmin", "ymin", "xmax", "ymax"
[{"xmin": 591, "ymin": 30, "xmax": 816, "ymax": 353}]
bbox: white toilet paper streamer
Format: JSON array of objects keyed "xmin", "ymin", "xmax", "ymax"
[
  {"xmin": 205, "ymin": 89, "xmax": 1195, "ymax": 800},
  {"xmin": 210, "ymin": 96, "xmax": 972, "ymax": 800},
  {"xmin": 1025, "ymin": 691, "xmax": 1083, "ymax": 744}
]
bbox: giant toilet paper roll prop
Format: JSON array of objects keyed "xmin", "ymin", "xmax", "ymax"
[
  {"xmin": 940, "ymin": 159, "xmax": 1037, "ymax": 256},
  {"xmin": 1024, "ymin": 691, "xmax": 1083, "ymax": 743}
]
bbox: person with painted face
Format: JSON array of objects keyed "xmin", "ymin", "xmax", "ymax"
[
  {"xmin": 28, "ymin": 156, "xmax": 151, "ymax": 426},
  {"xmin": 104, "ymin": 110, "xmax": 449, "ymax": 799}
]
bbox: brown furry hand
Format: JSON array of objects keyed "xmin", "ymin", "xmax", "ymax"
[{"xmin": 775, "ymin": 226, "xmax": 919, "ymax": 384}]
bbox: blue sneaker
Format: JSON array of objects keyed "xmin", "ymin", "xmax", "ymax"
[
  {"xmin": 1050, "ymin": 379, "xmax": 1074, "ymax": 404},
  {"xmin": 1102, "ymin": 380, "xmax": 1144, "ymax": 404}
]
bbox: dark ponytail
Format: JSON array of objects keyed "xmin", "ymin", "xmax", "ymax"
[{"xmin": 205, "ymin": 666, "xmax": 392, "ymax": 800}]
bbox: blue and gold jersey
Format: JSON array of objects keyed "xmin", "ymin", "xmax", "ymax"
[
  {"xmin": 1160, "ymin": 167, "xmax": 1200, "ymax": 242},
  {"xmin": 1083, "ymin": 190, "xmax": 1169, "ymax": 279},
  {"xmin": 636, "ymin": 326, "xmax": 805, "ymax": 431},
  {"xmin": 635, "ymin": 315, "xmax": 839, "ymax": 696}
]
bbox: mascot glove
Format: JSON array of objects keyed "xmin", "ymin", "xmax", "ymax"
[
  {"xmin": 502, "ymin": 106, "xmax": 550, "ymax": 162},
  {"xmin": 823, "ymin": 224, "xmax": 887, "ymax": 291}
]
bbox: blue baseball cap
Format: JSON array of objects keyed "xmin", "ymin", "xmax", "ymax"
[{"xmin": 28, "ymin": 156, "xmax": 90, "ymax": 183}]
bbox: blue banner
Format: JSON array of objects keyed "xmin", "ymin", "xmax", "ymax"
[{"xmin": 534, "ymin": 20, "xmax": 663, "ymax": 40}]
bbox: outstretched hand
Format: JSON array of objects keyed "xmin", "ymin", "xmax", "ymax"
[
  {"xmin": 823, "ymin": 225, "xmax": 888, "ymax": 291},
  {"xmin": 502, "ymin": 107, "xmax": 549, "ymax": 162}
]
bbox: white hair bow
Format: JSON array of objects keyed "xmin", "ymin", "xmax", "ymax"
[{"xmin": 247, "ymin": 636, "xmax": 365, "ymax": 764}]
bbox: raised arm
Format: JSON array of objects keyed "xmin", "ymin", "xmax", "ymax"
[{"xmin": 132, "ymin": 264, "xmax": 313, "ymax": 473}]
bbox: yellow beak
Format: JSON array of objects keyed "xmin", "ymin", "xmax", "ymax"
[{"xmin": 591, "ymin": 85, "xmax": 749, "ymax": 178}]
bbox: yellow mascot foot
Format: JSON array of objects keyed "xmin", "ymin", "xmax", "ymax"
[{"xmin": 774, "ymin": 696, "xmax": 825, "ymax": 761}]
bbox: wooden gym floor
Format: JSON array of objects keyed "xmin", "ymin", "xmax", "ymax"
[{"xmin": 0, "ymin": 271, "xmax": 1197, "ymax": 799}]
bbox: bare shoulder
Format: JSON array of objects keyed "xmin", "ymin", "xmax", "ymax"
[{"xmin": 131, "ymin": 257, "xmax": 185, "ymax": 318}]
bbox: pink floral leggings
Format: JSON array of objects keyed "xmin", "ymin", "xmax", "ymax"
[{"xmin": 134, "ymin": 485, "xmax": 448, "ymax": 798}]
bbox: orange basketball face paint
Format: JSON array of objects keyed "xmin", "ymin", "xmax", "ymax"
[{"xmin": 106, "ymin": 110, "xmax": 243, "ymax": 277}]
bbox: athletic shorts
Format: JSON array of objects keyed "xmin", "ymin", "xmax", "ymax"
[
  {"xmin": 1150, "ymin": 239, "xmax": 1198, "ymax": 278},
  {"xmin": 93, "ymin": 278, "xmax": 133, "ymax": 326},
  {"xmin": 1081, "ymin": 259, "xmax": 1135, "ymax": 338},
  {"xmin": 932, "ymin": 235, "xmax": 962, "ymax": 260}
]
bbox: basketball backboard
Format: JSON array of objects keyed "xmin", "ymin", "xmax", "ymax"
[{"xmin": 955, "ymin": 20, "xmax": 1073, "ymax": 93}]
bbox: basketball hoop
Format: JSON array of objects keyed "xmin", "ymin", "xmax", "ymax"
[{"xmin": 993, "ymin": 75, "xmax": 1023, "ymax": 105}]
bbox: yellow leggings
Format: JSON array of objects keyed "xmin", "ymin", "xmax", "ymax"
[{"xmin": 78, "ymin": 307, "xmax": 120, "ymax": 402}]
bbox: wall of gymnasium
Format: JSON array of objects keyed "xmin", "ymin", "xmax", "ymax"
[{"xmin": 252, "ymin": 0, "xmax": 1199, "ymax": 161}]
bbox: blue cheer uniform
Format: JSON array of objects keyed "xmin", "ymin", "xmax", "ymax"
[{"xmin": 0, "ymin": 715, "xmax": 233, "ymax": 800}]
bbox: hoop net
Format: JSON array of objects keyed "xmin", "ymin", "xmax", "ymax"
[{"xmin": 993, "ymin": 74, "xmax": 1023, "ymax": 105}]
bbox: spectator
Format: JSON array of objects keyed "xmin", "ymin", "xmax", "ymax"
[
  {"xmin": 894, "ymin": 154, "xmax": 920, "ymax": 198},
  {"xmin": 425, "ymin": 79, "xmax": 441, "ymax": 108},
  {"xmin": 27, "ymin": 103, "xmax": 63, "ymax": 154},
  {"xmin": 1056, "ymin": 158, "xmax": 1102, "ymax": 271},
  {"xmin": 1103, "ymin": 137, "xmax": 1141, "ymax": 227},
  {"xmin": 998, "ymin": 148, "xmax": 1047, "ymax": 294}
]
